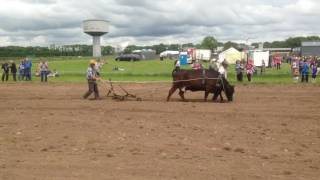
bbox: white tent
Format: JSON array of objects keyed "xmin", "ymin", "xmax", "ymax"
[
  {"xmin": 159, "ymin": 50, "xmax": 179, "ymax": 58},
  {"xmin": 218, "ymin": 47, "xmax": 244, "ymax": 64}
]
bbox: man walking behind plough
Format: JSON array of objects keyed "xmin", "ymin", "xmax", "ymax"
[{"xmin": 83, "ymin": 60, "xmax": 100, "ymax": 100}]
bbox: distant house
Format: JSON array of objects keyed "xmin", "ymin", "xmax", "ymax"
[
  {"xmin": 301, "ymin": 41, "xmax": 320, "ymax": 56},
  {"xmin": 218, "ymin": 47, "xmax": 245, "ymax": 64}
]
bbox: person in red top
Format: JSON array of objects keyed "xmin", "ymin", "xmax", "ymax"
[
  {"xmin": 275, "ymin": 56, "xmax": 282, "ymax": 70},
  {"xmin": 246, "ymin": 60, "xmax": 255, "ymax": 82}
]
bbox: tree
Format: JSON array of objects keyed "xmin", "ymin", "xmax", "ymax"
[
  {"xmin": 285, "ymin": 36, "xmax": 320, "ymax": 48},
  {"xmin": 182, "ymin": 43, "xmax": 195, "ymax": 48},
  {"xmin": 102, "ymin": 45, "xmax": 115, "ymax": 55},
  {"xmin": 223, "ymin": 41, "xmax": 239, "ymax": 50},
  {"xmin": 201, "ymin": 36, "xmax": 218, "ymax": 51},
  {"xmin": 152, "ymin": 43, "xmax": 167, "ymax": 54},
  {"xmin": 168, "ymin": 44, "xmax": 180, "ymax": 51},
  {"xmin": 123, "ymin": 45, "xmax": 139, "ymax": 54}
]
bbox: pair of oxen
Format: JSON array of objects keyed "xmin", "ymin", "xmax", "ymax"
[{"xmin": 167, "ymin": 68, "xmax": 235, "ymax": 102}]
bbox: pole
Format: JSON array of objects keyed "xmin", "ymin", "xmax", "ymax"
[{"xmin": 93, "ymin": 36, "xmax": 101, "ymax": 57}]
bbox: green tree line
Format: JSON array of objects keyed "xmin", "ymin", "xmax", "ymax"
[
  {"xmin": 1, "ymin": 36, "xmax": 319, "ymax": 57},
  {"xmin": 0, "ymin": 45, "xmax": 115, "ymax": 57}
]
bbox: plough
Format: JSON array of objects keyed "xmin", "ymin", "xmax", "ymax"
[{"xmin": 102, "ymin": 79, "xmax": 142, "ymax": 101}]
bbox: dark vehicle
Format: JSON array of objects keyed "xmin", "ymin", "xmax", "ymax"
[{"xmin": 115, "ymin": 54, "xmax": 141, "ymax": 61}]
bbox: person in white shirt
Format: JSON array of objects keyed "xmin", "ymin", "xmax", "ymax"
[{"xmin": 40, "ymin": 61, "xmax": 49, "ymax": 82}]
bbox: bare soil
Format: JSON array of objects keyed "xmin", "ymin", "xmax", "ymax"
[{"xmin": 0, "ymin": 82, "xmax": 319, "ymax": 180}]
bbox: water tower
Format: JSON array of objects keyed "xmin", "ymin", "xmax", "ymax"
[{"xmin": 83, "ymin": 19, "xmax": 109, "ymax": 57}]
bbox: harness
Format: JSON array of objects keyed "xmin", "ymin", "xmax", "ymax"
[
  {"xmin": 200, "ymin": 70, "xmax": 226, "ymax": 93},
  {"xmin": 214, "ymin": 74, "xmax": 226, "ymax": 93},
  {"xmin": 202, "ymin": 69, "xmax": 206, "ymax": 85}
]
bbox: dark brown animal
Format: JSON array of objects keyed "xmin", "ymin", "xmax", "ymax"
[{"xmin": 167, "ymin": 69, "xmax": 234, "ymax": 102}]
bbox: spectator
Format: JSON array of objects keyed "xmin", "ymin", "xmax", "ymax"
[
  {"xmin": 10, "ymin": 61, "xmax": 17, "ymax": 81},
  {"xmin": 246, "ymin": 60, "xmax": 255, "ymax": 82},
  {"xmin": 292, "ymin": 60, "xmax": 299, "ymax": 82},
  {"xmin": 261, "ymin": 59, "xmax": 266, "ymax": 75},
  {"xmin": 1, "ymin": 61, "xmax": 9, "ymax": 82},
  {"xmin": 276, "ymin": 56, "xmax": 281, "ymax": 70},
  {"xmin": 299, "ymin": 59, "xmax": 304, "ymax": 75},
  {"xmin": 235, "ymin": 60, "xmax": 244, "ymax": 82},
  {"xmin": 40, "ymin": 61, "xmax": 49, "ymax": 82},
  {"xmin": 311, "ymin": 64, "xmax": 317, "ymax": 83},
  {"xmin": 174, "ymin": 59, "xmax": 180, "ymax": 71},
  {"xmin": 301, "ymin": 60, "xmax": 309, "ymax": 83},
  {"xmin": 18, "ymin": 60, "xmax": 25, "ymax": 81},
  {"xmin": 24, "ymin": 58, "xmax": 32, "ymax": 81},
  {"xmin": 317, "ymin": 59, "xmax": 320, "ymax": 75}
]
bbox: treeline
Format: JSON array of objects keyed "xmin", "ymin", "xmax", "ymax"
[
  {"xmin": 1, "ymin": 36, "xmax": 320, "ymax": 57},
  {"xmin": 0, "ymin": 45, "xmax": 115, "ymax": 57},
  {"xmin": 125, "ymin": 36, "xmax": 320, "ymax": 54},
  {"xmin": 123, "ymin": 37, "xmax": 223, "ymax": 54},
  {"xmin": 252, "ymin": 36, "xmax": 320, "ymax": 48}
]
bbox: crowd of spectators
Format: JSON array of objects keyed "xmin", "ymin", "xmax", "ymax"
[
  {"xmin": 1, "ymin": 58, "xmax": 59, "ymax": 83},
  {"xmin": 290, "ymin": 56, "xmax": 320, "ymax": 83}
]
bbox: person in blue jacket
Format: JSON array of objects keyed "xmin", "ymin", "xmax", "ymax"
[
  {"xmin": 301, "ymin": 60, "xmax": 309, "ymax": 83},
  {"xmin": 24, "ymin": 58, "xmax": 32, "ymax": 81}
]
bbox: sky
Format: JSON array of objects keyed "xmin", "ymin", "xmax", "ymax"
[{"xmin": 0, "ymin": 0, "xmax": 320, "ymax": 47}]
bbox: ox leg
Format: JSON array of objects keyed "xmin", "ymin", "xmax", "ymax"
[
  {"xmin": 178, "ymin": 88, "xmax": 186, "ymax": 101},
  {"xmin": 204, "ymin": 91, "xmax": 210, "ymax": 102},
  {"xmin": 212, "ymin": 93, "xmax": 219, "ymax": 101},
  {"xmin": 167, "ymin": 86, "xmax": 178, "ymax": 101},
  {"xmin": 219, "ymin": 92, "xmax": 224, "ymax": 103},
  {"xmin": 212, "ymin": 87, "xmax": 221, "ymax": 102}
]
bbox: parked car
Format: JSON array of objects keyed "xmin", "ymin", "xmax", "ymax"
[{"xmin": 115, "ymin": 54, "xmax": 141, "ymax": 61}]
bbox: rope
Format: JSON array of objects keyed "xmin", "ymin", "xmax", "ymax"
[
  {"xmin": 99, "ymin": 77, "xmax": 229, "ymax": 98},
  {"xmin": 104, "ymin": 77, "xmax": 222, "ymax": 84}
]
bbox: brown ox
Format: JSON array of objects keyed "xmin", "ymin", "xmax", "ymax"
[{"xmin": 167, "ymin": 69, "xmax": 235, "ymax": 102}]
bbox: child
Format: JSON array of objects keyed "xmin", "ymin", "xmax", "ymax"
[{"xmin": 311, "ymin": 64, "xmax": 317, "ymax": 83}]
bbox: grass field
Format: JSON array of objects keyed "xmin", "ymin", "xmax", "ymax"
[{"xmin": 0, "ymin": 56, "xmax": 317, "ymax": 84}]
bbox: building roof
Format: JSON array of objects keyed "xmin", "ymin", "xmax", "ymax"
[
  {"xmin": 301, "ymin": 41, "xmax": 320, "ymax": 47},
  {"xmin": 263, "ymin": 48, "xmax": 292, "ymax": 51},
  {"xmin": 220, "ymin": 47, "xmax": 240, "ymax": 54}
]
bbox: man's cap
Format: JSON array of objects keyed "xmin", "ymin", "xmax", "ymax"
[{"xmin": 89, "ymin": 59, "xmax": 96, "ymax": 65}]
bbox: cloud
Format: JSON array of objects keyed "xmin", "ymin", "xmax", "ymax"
[{"xmin": 0, "ymin": 0, "xmax": 319, "ymax": 46}]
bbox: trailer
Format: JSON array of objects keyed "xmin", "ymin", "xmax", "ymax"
[
  {"xmin": 195, "ymin": 49, "xmax": 212, "ymax": 61},
  {"xmin": 249, "ymin": 51, "xmax": 270, "ymax": 67}
]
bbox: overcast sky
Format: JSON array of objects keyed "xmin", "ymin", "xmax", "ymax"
[{"xmin": 0, "ymin": 0, "xmax": 319, "ymax": 47}]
